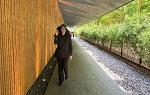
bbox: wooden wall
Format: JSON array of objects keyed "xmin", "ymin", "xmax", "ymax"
[{"xmin": 0, "ymin": 0, "xmax": 63, "ymax": 95}]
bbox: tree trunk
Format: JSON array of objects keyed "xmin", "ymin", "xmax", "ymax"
[
  {"xmin": 110, "ymin": 40, "xmax": 112, "ymax": 51},
  {"xmin": 121, "ymin": 42, "xmax": 124, "ymax": 56},
  {"xmin": 139, "ymin": 57, "xmax": 142, "ymax": 65}
]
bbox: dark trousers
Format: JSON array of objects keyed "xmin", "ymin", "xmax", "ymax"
[{"xmin": 57, "ymin": 57, "xmax": 69, "ymax": 81}]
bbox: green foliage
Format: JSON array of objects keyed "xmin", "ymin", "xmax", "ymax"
[
  {"xmin": 125, "ymin": 1, "xmax": 137, "ymax": 16},
  {"xmin": 137, "ymin": 28, "xmax": 150, "ymax": 64},
  {"xmin": 76, "ymin": 0, "xmax": 150, "ymax": 66}
]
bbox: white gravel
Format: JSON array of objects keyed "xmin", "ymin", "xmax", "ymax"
[{"xmin": 74, "ymin": 37, "xmax": 150, "ymax": 95}]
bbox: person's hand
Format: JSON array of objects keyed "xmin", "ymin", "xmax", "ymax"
[
  {"xmin": 55, "ymin": 32, "xmax": 58, "ymax": 36},
  {"xmin": 69, "ymin": 56, "xmax": 72, "ymax": 60}
]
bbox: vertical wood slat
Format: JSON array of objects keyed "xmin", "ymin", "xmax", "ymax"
[{"xmin": 0, "ymin": 0, "xmax": 63, "ymax": 95}]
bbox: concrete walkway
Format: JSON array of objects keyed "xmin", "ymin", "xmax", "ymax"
[{"xmin": 44, "ymin": 39, "xmax": 125, "ymax": 95}]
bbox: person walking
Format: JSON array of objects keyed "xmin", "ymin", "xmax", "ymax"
[{"xmin": 54, "ymin": 24, "xmax": 73, "ymax": 86}]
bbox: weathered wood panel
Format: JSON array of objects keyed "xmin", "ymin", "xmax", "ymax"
[{"xmin": 0, "ymin": 0, "xmax": 63, "ymax": 95}]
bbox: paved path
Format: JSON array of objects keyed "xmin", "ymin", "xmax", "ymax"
[{"xmin": 44, "ymin": 39, "xmax": 125, "ymax": 95}]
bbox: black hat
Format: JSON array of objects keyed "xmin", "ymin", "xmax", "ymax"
[{"xmin": 61, "ymin": 24, "xmax": 66, "ymax": 27}]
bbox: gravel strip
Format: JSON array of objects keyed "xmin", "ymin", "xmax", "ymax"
[{"xmin": 74, "ymin": 37, "xmax": 150, "ymax": 95}]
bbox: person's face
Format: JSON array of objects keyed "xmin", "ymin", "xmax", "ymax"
[
  {"xmin": 56, "ymin": 29, "xmax": 59, "ymax": 33},
  {"xmin": 61, "ymin": 26, "xmax": 66, "ymax": 34}
]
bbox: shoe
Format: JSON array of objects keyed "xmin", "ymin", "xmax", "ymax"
[
  {"xmin": 58, "ymin": 80, "xmax": 63, "ymax": 86},
  {"xmin": 65, "ymin": 75, "xmax": 68, "ymax": 80}
]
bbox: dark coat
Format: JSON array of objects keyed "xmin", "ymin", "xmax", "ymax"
[{"xmin": 54, "ymin": 32, "xmax": 72, "ymax": 58}]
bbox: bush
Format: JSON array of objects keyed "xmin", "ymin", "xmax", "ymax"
[{"xmin": 76, "ymin": 14, "xmax": 150, "ymax": 66}]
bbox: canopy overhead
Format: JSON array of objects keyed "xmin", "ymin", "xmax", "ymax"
[{"xmin": 58, "ymin": 0, "xmax": 132, "ymax": 26}]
